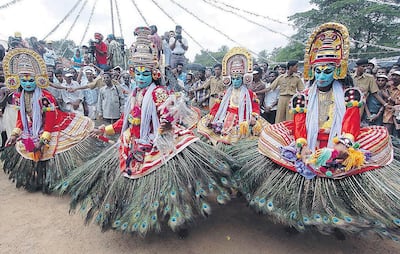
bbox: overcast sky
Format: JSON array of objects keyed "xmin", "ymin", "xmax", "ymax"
[{"xmin": 0, "ymin": 0, "xmax": 313, "ymax": 61}]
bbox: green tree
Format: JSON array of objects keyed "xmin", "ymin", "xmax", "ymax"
[
  {"xmin": 269, "ymin": 42, "xmax": 305, "ymax": 64},
  {"xmin": 288, "ymin": 0, "xmax": 400, "ymax": 59},
  {"xmin": 256, "ymin": 50, "xmax": 269, "ymax": 64},
  {"xmin": 193, "ymin": 45, "xmax": 229, "ymax": 67}
]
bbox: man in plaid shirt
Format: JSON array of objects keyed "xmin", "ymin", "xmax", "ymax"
[{"xmin": 192, "ymin": 67, "xmax": 210, "ymax": 115}]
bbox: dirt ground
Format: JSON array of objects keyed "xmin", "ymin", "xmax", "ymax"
[{"xmin": 1, "ymin": 172, "xmax": 400, "ymax": 254}]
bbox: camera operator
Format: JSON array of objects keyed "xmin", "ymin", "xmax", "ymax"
[
  {"xmin": 169, "ymin": 25, "xmax": 188, "ymax": 68},
  {"xmin": 93, "ymin": 33, "xmax": 108, "ymax": 70},
  {"xmin": 8, "ymin": 32, "xmax": 29, "ymax": 50}
]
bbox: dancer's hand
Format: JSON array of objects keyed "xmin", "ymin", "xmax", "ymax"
[
  {"xmin": 300, "ymin": 145, "xmax": 312, "ymax": 162},
  {"xmin": 250, "ymin": 116, "xmax": 257, "ymax": 126},
  {"xmin": 5, "ymin": 135, "xmax": 17, "ymax": 146},
  {"xmin": 34, "ymin": 141, "xmax": 44, "ymax": 152},
  {"xmin": 91, "ymin": 125, "xmax": 105, "ymax": 137},
  {"xmin": 159, "ymin": 119, "xmax": 172, "ymax": 133}
]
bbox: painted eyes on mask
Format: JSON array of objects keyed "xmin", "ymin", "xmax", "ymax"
[
  {"xmin": 135, "ymin": 71, "xmax": 151, "ymax": 76},
  {"xmin": 21, "ymin": 79, "xmax": 35, "ymax": 82},
  {"xmin": 315, "ymin": 68, "xmax": 333, "ymax": 74},
  {"xmin": 231, "ymin": 75, "xmax": 243, "ymax": 80}
]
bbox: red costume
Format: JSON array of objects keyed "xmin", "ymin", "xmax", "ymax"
[{"xmin": 13, "ymin": 89, "xmax": 93, "ymax": 161}]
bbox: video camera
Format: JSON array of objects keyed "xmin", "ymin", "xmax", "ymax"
[
  {"xmin": 88, "ymin": 40, "xmax": 96, "ymax": 56},
  {"xmin": 175, "ymin": 34, "xmax": 182, "ymax": 41},
  {"xmin": 8, "ymin": 36, "xmax": 21, "ymax": 49}
]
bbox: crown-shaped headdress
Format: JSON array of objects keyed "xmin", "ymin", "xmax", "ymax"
[
  {"xmin": 129, "ymin": 27, "xmax": 159, "ymax": 71},
  {"xmin": 221, "ymin": 47, "xmax": 253, "ymax": 86},
  {"xmin": 304, "ymin": 23, "xmax": 350, "ymax": 81},
  {"xmin": 3, "ymin": 48, "xmax": 49, "ymax": 90}
]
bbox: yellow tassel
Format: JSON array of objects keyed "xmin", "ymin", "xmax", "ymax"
[
  {"xmin": 343, "ymin": 148, "xmax": 364, "ymax": 171},
  {"xmin": 252, "ymin": 120, "xmax": 262, "ymax": 136},
  {"xmin": 239, "ymin": 121, "xmax": 249, "ymax": 136}
]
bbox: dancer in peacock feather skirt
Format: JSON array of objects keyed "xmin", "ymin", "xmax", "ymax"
[
  {"xmin": 235, "ymin": 23, "xmax": 400, "ymax": 241},
  {"xmin": 197, "ymin": 47, "xmax": 267, "ymax": 167},
  {"xmin": 56, "ymin": 27, "xmax": 234, "ymax": 237},
  {"xmin": 1, "ymin": 49, "xmax": 105, "ymax": 193}
]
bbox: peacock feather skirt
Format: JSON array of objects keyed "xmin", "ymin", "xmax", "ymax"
[
  {"xmin": 235, "ymin": 139, "xmax": 400, "ymax": 242},
  {"xmin": 56, "ymin": 140, "xmax": 234, "ymax": 236}
]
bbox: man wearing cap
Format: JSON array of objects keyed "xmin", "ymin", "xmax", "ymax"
[
  {"xmin": 267, "ymin": 60, "xmax": 304, "ymax": 123},
  {"xmin": 80, "ymin": 67, "xmax": 100, "ymax": 119},
  {"xmin": 248, "ymin": 66, "xmax": 266, "ymax": 103},
  {"xmin": 43, "ymin": 40, "xmax": 58, "ymax": 71},
  {"xmin": 9, "ymin": 32, "xmax": 29, "ymax": 49},
  {"xmin": 61, "ymin": 72, "xmax": 84, "ymax": 114},
  {"xmin": 106, "ymin": 34, "xmax": 123, "ymax": 68},
  {"xmin": 353, "ymin": 58, "xmax": 387, "ymax": 118},
  {"xmin": 169, "ymin": 25, "xmax": 188, "ymax": 68},
  {"xmin": 94, "ymin": 33, "xmax": 108, "ymax": 70},
  {"xmin": 383, "ymin": 70, "xmax": 400, "ymax": 135}
]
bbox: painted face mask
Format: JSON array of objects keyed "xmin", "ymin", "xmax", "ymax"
[
  {"xmin": 20, "ymin": 75, "xmax": 37, "ymax": 92},
  {"xmin": 135, "ymin": 66, "xmax": 152, "ymax": 88},
  {"xmin": 231, "ymin": 75, "xmax": 243, "ymax": 88},
  {"xmin": 314, "ymin": 65, "xmax": 335, "ymax": 88}
]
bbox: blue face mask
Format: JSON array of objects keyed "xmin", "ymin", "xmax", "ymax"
[
  {"xmin": 135, "ymin": 67, "xmax": 152, "ymax": 88},
  {"xmin": 315, "ymin": 65, "xmax": 335, "ymax": 88},
  {"xmin": 231, "ymin": 75, "xmax": 243, "ymax": 88},
  {"xmin": 20, "ymin": 77, "xmax": 37, "ymax": 92}
]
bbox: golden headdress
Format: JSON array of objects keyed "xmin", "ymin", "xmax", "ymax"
[
  {"xmin": 128, "ymin": 26, "xmax": 159, "ymax": 71},
  {"xmin": 3, "ymin": 48, "xmax": 49, "ymax": 90},
  {"xmin": 222, "ymin": 47, "xmax": 253, "ymax": 86},
  {"xmin": 303, "ymin": 23, "xmax": 350, "ymax": 81}
]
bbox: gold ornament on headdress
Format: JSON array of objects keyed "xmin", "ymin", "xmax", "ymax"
[
  {"xmin": 222, "ymin": 47, "xmax": 253, "ymax": 86},
  {"xmin": 303, "ymin": 22, "xmax": 350, "ymax": 81},
  {"xmin": 128, "ymin": 26, "xmax": 159, "ymax": 71},
  {"xmin": 3, "ymin": 48, "xmax": 49, "ymax": 90}
]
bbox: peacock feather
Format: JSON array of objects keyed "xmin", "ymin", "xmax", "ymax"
[{"xmin": 235, "ymin": 136, "xmax": 400, "ymax": 241}]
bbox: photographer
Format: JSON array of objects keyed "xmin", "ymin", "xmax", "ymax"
[
  {"xmin": 93, "ymin": 33, "xmax": 108, "ymax": 70},
  {"xmin": 169, "ymin": 25, "xmax": 188, "ymax": 68}
]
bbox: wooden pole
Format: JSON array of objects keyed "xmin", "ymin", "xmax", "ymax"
[{"xmin": 110, "ymin": 0, "xmax": 115, "ymax": 35}]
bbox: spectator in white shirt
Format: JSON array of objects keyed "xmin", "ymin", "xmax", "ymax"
[
  {"xmin": 262, "ymin": 71, "xmax": 280, "ymax": 124},
  {"xmin": 61, "ymin": 72, "xmax": 84, "ymax": 114},
  {"xmin": 43, "ymin": 40, "xmax": 58, "ymax": 71},
  {"xmin": 169, "ymin": 25, "xmax": 188, "ymax": 68}
]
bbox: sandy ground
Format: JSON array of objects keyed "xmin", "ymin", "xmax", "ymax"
[{"xmin": 1, "ymin": 172, "xmax": 400, "ymax": 254}]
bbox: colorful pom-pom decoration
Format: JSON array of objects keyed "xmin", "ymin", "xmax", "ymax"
[
  {"xmin": 332, "ymin": 136, "xmax": 339, "ymax": 144},
  {"xmin": 296, "ymin": 138, "xmax": 307, "ymax": 148}
]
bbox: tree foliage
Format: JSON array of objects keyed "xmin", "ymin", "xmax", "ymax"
[
  {"xmin": 193, "ymin": 45, "xmax": 229, "ymax": 67},
  {"xmin": 269, "ymin": 42, "xmax": 305, "ymax": 63},
  {"xmin": 288, "ymin": 0, "xmax": 400, "ymax": 59}
]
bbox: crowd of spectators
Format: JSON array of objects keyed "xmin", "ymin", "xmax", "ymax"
[{"xmin": 1, "ymin": 28, "xmax": 400, "ymax": 138}]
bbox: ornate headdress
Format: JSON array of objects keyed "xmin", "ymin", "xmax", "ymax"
[
  {"xmin": 128, "ymin": 27, "xmax": 159, "ymax": 71},
  {"xmin": 3, "ymin": 48, "xmax": 48, "ymax": 90},
  {"xmin": 221, "ymin": 47, "xmax": 253, "ymax": 86},
  {"xmin": 303, "ymin": 23, "xmax": 350, "ymax": 81}
]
